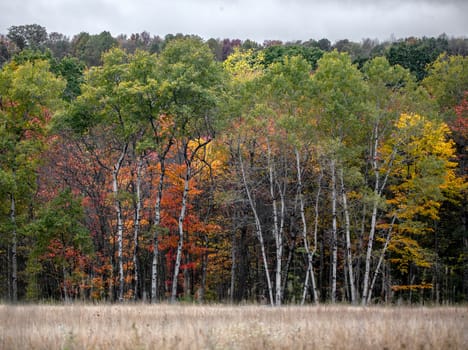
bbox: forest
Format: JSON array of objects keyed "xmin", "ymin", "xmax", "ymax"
[{"xmin": 0, "ymin": 24, "xmax": 467, "ymax": 305}]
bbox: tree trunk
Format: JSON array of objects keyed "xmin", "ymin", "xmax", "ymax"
[
  {"xmin": 239, "ymin": 148, "xmax": 274, "ymax": 306},
  {"xmin": 362, "ymin": 124, "xmax": 396, "ymax": 305},
  {"xmin": 133, "ymin": 156, "xmax": 143, "ymax": 300},
  {"xmin": 362, "ymin": 123, "xmax": 381, "ymax": 305},
  {"xmin": 171, "ymin": 159, "xmax": 191, "ymax": 303},
  {"xmin": 10, "ymin": 193, "xmax": 17, "ymax": 303},
  {"xmin": 267, "ymin": 143, "xmax": 283, "ymax": 306},
  {"xmin": 340, "ymin": 168, "xmax": 356, "ymax": 304},
  {"xmin": 362, "ymin": 195, "xmax": 378, "ymax": 304},
  {"xmin": 151, "ymin": 143, "xmax": 171, "ymax": 303},
  {"xmin": 296, "ymin": 149, "xmax": 320, "ymax": 305},
  {"xmin": 367, "ymin": 215, "xmax": 397, "ymax": 304},
  {"xmin": 330, "ymin": 159, "xmax": 338, "ymax": 304},
  {"xmin": 113, "ymin": 145, "xmax": 127, "ymax": 302},
  {"xmin": 281, "ymin": 235, "xmax": 296, "ymax": 302}
]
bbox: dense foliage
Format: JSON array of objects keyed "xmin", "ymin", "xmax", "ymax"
[{"xmin": 0, "ymin": 25, "xmax": 467, "ymax": 304}]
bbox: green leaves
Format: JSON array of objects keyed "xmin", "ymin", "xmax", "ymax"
[
  {"xmin": 158, "ymin": 37, "xmax": 224, "ymax": 138},
  {"xmin": 423, "ymin": 54, "xmax": 468, "ymax": 116},
  {"xmin": 312, "ymin": 50, "xmax": 369, "ymax": 144},
  {"xmin": 0, "ymin": 58, "xmax": 66, "ymax": 185}
]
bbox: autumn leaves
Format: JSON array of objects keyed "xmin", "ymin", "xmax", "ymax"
[{"xmin": 0, "ymin": 37, "xmax": 465, "ymax": 304}]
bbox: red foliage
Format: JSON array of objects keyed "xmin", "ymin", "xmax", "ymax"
[{"xmin": 452, "ymin": 91, "xmax": 468, "ymax": 140}]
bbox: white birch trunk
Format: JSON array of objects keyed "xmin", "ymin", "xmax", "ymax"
[
  {"xmin": 362, "ymin": 125, "xmax": 397, "ymax": 305},
  {"xmin": 330, "ymin": 159, "xmax": 337, "ymax": 304},
  {"xmin": 171, "ymin": 159, "xmax": 191, "ymax": 303},
  {"xmin": 367, "ymin": 215, "xmax": 397, "ymax": 304},
  {"xmin": 239, "ymin": 149, "xmax": 274, "ymax": 306},
  {"xmin": 133, "ymin": 156, "xmax": 143, "ymax": 300},
  {"xmin": 362, "ymin": 196, "xmax": 378, "ymax": 304},
  {"xmin": 362, "ymin": 124, "xmax": 381, "ymax": 305},
  {"xmin": 151, "ymin": 163, "xmax": 164, "ymax": 302},
  {"xmin": 151, "ymin": 143, "xmax": 172, "ymax": 303},
  {"xmin": 296, "ymin": 149, "xmax": 320, "ymax": 305},
  {"xmin": 340, "ymin": 168, "xmax": 356, "ymax": 304},
  {"xmin": 267, "ymin": 143, "xmax": 283, "ymax": 306},
  {"xmin": 277, "ymin": 175, "xmax": 286, "ymax": 303},
  {"xmin": 113, "ymin": 146, "xmax": 127, "ymax": 302}
]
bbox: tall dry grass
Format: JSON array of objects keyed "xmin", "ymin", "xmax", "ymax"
[{"xmin": 0, "ymin": 303, "xmax": 466, "ymax": 349}]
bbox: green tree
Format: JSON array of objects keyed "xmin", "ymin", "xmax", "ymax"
[
  {"xmin": 312, "ymin": 50, "xmax": 369, "ymax": 303},
  {"xmin": 386, "ymin": 37, "xmax": 448, "ymax": 81},
  {"xmin": 7, "ymin": 24, "xmax": 48, "ymax": 51},
  {"xmin": 65, "ymin": 48, "xmax": 135, "ymax": 301},
  {"xmin": 45, "ymin": 32, "xmax": 71, "ymax": 59},
  {"xmin": 360, "ymin": 56, "xmax": 433, "ymax": 304},
  {"xmin": 0, "ymin": 59, "xmax": 65, "ymax": 301},
  {"xmin": 381, "ymin": 113, "xmax": 461, "ymax": 299},
  {"xmin": 260, "ymin": 56, "xmax": 316, "ymax": 305},
  {"xmin": 25, "ymin": 189, "xmax": 93, "ymax": 300},
  {"xmin": 0, "ymin": 35, "xmax": 12, "ymax": 66},
  {"xmin": 71, "ymin": 31, "xmax": 117, "ymax": 67},
  {"xmin": 51, "ymin": 56, "xmax": 85, "ymax": 102},
  {"xmin": 261, "ymin": 45, "xmax": 323, "ymax": 69},
  {"xmin": 423, "ymin": 54, "xmax": 468, "ymax": 116},
  {"xmin": 157, "ymin": 37, "xmax": 224, "ymax": 302}
]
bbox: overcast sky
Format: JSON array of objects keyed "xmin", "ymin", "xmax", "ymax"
[{"xmin": 1, "ymin": 0, "xmax": 467, "ymax": 43}]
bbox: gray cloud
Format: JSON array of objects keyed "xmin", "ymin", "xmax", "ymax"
[{"xmin": 1, "ymin": 0, "xmax": 467, "ymax": 42}]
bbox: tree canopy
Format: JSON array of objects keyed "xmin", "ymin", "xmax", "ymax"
[{"xmin": 0, "ymin": 26, "xmax": 467, "ymax": 305}]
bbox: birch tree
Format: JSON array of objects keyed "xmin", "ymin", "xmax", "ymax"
[
  {"xmin": 224, "ymin": 49, "xmax": 276, "ymax": 304},
  {"xmin": 60, "ymin": 48, "xmax": 144, "ymax": 301},
  {"xmin": 360, "ymin": 57, "xmax": 431, "ymax": 304},
  {"xmin": 157, "ymin": 37, "xmax": 224, "ymax": 303},
  {"xmin": 379, "ymin": 113, "xmax": 460, "ymax": 296},
  {"xmin": 312, "ymin": 51, "xmax": 368, "ymax": 302}
]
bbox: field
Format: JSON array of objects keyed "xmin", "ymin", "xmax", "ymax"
[{"xmin": 0, "ymin": 304, "xmax": 467, "ymax": 349}]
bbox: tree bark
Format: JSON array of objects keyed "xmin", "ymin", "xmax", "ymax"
[
  {"xmin": 362, "ymin": 124, "xmax": 396, "ymax": 305},
  {"xmin": 296, "ymin": 149, "xmax": 320, "ymax": 305},
  {"xmin": 113, "ymin": 145, "xmax": 128, "ymax": 302},
  {"xmin": 330, "ymin": 159, "xmax": 338, "ymax": 303},
  {"xmin": 151, "ymin": 141, "xmax": 172, "ymax": 303},
  {"xmin": 171, "ymin": 156, "xmax": 191, "ymax": 303},
  {"xmin": 169, "ymin": 138, "xmax": 211, "ymax": 303},
  {"xmin": 367, "ymin": 215, "xmax": 397, "ymax": 304},
  {"xmin": 340, "ymin": 168, "xmax": 356, "ymax": 304},
  {"xmin": 133, "ymin": 156, "xmax": 143, "ymax": 300},
  {"xmin": 267, "ymin": 142, "xmax": 283, "ymax": 306},
  {"xmin": 239, "ymin": 148, "xmax": 274, "ymax": 306}
]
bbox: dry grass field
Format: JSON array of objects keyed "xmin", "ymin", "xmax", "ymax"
[{"xmin": 0, "ymin": 303, "xmax": 467, "ymax": 349}]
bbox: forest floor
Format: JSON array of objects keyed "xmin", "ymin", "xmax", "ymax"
[{"xmin": 0, "ymin": 303, "xmax": 467, "ymax": 349}]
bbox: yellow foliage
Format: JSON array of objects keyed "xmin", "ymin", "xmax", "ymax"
[
  {"xmin": 388, "ymin": 233, "xmax": 433, "ymax": 273},
  {"xmin": 223, "ymin": 48, "xmax": 264, "ymax": 82},
  {"xmin": 383, "ymin": 113, "xmax": 459, "ymax": 224},
  {"xmin": 391, "ymin": 283, "xmax": 433, "ymax": 291},
  {"xmin": 188, "ymin": 138, "xmax": 229, "ymax": 179}
]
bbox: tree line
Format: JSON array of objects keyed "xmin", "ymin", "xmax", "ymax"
[{"xmin": 0, "ymin": 24, "xmax": 467, "ymax": 305}]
